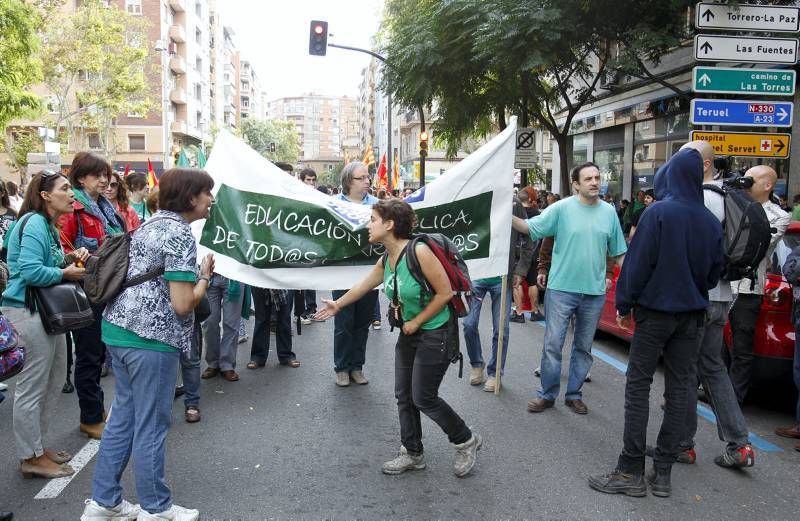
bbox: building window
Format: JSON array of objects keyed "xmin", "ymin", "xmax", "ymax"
[
  {"xmin": 195, "ymin": 28, "xmax": 202, "ymax": 44},
  {"xmin": 195, "ymin": 57, "xmax": 202, "ymax": 71},
  {"xmin": 632, "ymin": 113, "xmax": 690, "ymax": 193},
  {"xmin": 196, "ymin": 111, "xmax": 203, "ymax": 128},
  {"xmin": 195, "ymin": 0, "xmax": 201, "ymax": 16},
  {"xmin": 87, "ymin": 133, "xmax": 102, "ymax": 150},
  {"xmin": 128, "ymin": 134, "xmax": 145, "ymax": 151},
  {"xmin": 194, "ymin": 83, "xmax": 202, "ymax": 101},
  {"xmin": 125, "ymin": 0, "xmax": 142, "ymax": 15}
]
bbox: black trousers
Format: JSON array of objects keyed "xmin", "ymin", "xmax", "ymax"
[
  {"xmin": 617, "ymin": 306, "xmax": 704, "ymax": 474},
  {"xmin": 395, "ymin": 326, "xmax": 471, "ymax": 456},
  {"xmin": 250, "ymin": 287, "xmax": 295, "ymax": 363},
  {"xmin": 727, "ymin": 293, "xmax": 762, "ymax": 403},
  {"xmin": 73, "ymin": 302, "xmax": 106, "ymax": 424}
]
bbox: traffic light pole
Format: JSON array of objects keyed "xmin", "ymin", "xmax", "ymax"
[{"xmin": 327, "ymin": 42, "xmax": 427, "ymax": 188}]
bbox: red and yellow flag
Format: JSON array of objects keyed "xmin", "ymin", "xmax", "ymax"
[
  {"xmin": 147, "ymin": 159, "xmax": 158, "ymax": 189},
  {"xmin": 362, "ymin": 140, "xmax": 375, "ymax": 167},
  {"xmin": 375, "ymin": 153, "xmax": 388, "ymax": 190},
  {"xmin": 392, "ymin": 151, "xmax": 400, "ymax": 190}
]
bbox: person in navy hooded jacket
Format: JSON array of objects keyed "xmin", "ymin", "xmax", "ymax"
[{"xmin": 589, "ymin": 145, "xmax": 723, "ymax": 499}]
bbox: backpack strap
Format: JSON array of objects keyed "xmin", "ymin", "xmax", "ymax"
[
  {"xmin": 117, "ymin": 215, "xmax": 180, "ymax": 291},
  {"xmin": 702, "ymin": 183, "xmax": 725, "ymax": 196}
]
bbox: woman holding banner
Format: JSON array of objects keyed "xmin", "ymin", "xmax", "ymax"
[
  {"xmin": 329, "ymin": 162, "xmax": 379, "ymax": 387},
  {"xmin": 316, "ymin": 198, "xmax": 481, "ymax": 478}
]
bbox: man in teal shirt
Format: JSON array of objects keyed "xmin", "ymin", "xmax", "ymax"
[{"xmin": 512, "ymin": 162, "xmax": 627, "ymax": 415}]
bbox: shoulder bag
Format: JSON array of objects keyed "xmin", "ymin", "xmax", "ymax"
[{"xmin": 17, "ymin": 214, "xmax": 95, "ymax": 335}]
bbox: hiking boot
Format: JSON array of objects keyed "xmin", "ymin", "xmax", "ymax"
[
  {"xmin": 138, "ymin": 504, "xmax": 199, "ymax": 521},
  {"xmin": 483, "ymin": 377, "xmax": 496, "ymax": 392},
  {"xmin": 80, "ymin": 498, "xmax": 140, "ymax": 520},
  {"xmin": 350, "ymin": 370, "xmax": 369, "ymax": 385},
  {"xmin": 453, "ymin": 433, "xmax": 482, "ymax": 477},
  {"xmin": 335, "ymin": 372, "xmax": 350, "ymax": 387},
  {"xmin": 646, "ymin": 466, "xmax": 672, "ymax": 497},
  {"xmin": 509, "ymin": 312, "xmax": 525, "ymax": 323},
  {"xmin": 469, "ymin": 365, "xmax": 485, "ymax": 386},
  {"xmin": 645, "ymin": 445, "xmax": 696, "ymax": 464},
  {"xmin": 714, "ymin": 444, "xmax": 755, "ymax": 469},
  {"xmin": 587, "ymin": 469, "xmax": 646, "ymax": 497},
  {"xmin": 382, "ymin": 446, "xmax": 426, "ymax": 475}
]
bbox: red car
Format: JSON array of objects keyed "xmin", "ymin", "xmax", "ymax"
[{"xmin": 596, "ymin": 223, "xmax": 799, "ymax": 389}]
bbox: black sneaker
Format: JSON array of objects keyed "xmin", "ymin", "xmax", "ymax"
[
  {"xmin": 530, "ymin": 311, "xmax": 545, "ymax": 321},
  {"xmin": 509, "ymin": 312, "xmax": 526, "ymax": 323},
  {"xmin": 646, "ymin": 466, "xmax": 671, "ymax": 497},
  {"xmin": 588, "ymin": 469, "xmax": 647, "ymax": 497},
  {"xmin": 714, "ymin": 444, "xmax": 755, "ymax": 469}
]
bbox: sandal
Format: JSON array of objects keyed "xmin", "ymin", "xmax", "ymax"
[
  {"xmin": 280, "ymin": 359, "xmax": 301, "ymax": 368},
  {"xmin": 246, "ymin": 361, "xmax": 262, "ymax": 370}
]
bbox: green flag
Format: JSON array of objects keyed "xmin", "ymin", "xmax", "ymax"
[
  {"xmin": 177, "ymin": 148, "xmax": 190, "ymax": 167},
  {"xmin": 196, "ymin": 146, "xmax": 207, "ymax": 168}
]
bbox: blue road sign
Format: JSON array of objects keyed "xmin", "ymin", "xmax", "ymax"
[{"xmin": 690, "ymin": 99, "xmax": 794, "ymax": 128}]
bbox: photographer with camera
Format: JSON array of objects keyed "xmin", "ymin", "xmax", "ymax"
[{"xmin": 728, "ymin": 165, "xmax": 790, "ymax": 405}]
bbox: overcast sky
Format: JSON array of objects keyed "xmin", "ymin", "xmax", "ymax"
[{"xmin": 219, "ymin": 0, "xmax": 385, "ymax": 101}]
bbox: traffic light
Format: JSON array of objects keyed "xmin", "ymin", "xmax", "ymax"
[
  {"xmin": 419, "ymin": 130, "xmax": 428, "ymax": 158},
  {"xmin": 309, "ymin": 21, "xmax": 328, "ymax": 56}
]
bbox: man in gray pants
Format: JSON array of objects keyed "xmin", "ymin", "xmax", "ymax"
[
  {"xmin": 673, "ymin": 141, "xmax": 754, "ymax": 469},
  {"xmin": 202, "ymin": 275, "xmax": 245, "ymax": 381}
]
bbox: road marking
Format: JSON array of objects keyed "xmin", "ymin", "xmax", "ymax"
[
  {"xmin": 530, "ymin": 320, "xmax": 784, "ymax": 453},
  {"xmin": 34, "ymin": 439, "xmax": 101, "ymax": 499}
]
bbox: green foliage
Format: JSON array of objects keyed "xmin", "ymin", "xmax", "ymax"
[
  {"xmin": 319, "ymin": 162, "xmax": 344, "ymax": 188},
  {"xmin": 0, "ymin": 0, "xmax": 44, "ymax": 128},
  {"xmin": 1, "ymin": 130, "xmax": 43, "ymax": 176},
  {"xmin": 40, "ymin": 0, "xmax": 154, "ymax": 157},
  {"xmin": 380, "ymin": 0, "xmax": 693, "ymax": 193},
  {"xmin": 240, "ymin": 118, "xmax": 301, "ymax": 165}
]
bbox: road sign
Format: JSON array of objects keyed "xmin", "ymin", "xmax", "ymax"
[
  {"xmin": 692, "ymin": 66, "xmax": 796, "ymax": 96},
  {"xmin": 689, "ymin": 131, "xmax": 791, "ymax": 159},
  {"xmin": 690, "ymin": 99, "xmax": 793, "ymax": 127},
  {"xmin": 694, "ymin": 35, "xmax": 798, "ymax": 64},
  {"xmin": 515, "ymin": 128, "xmax": 537, "ymax": 169},
  {"xmin": 695, "ymin": 2, "xmax": 800, "ymax": 33}
]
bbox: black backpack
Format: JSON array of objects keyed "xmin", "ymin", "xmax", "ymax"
[{"xmin": 703, "ymin": 184, "xmax": 771, "ymax": 284}]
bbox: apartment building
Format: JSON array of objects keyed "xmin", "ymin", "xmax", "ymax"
[
  {"xmin": 266, "ymin": 94, "xmax": 359, "ymax": 166},
  {"xmin": 0, "ymin": 0, "xmax": 266, "ymax": 180}
]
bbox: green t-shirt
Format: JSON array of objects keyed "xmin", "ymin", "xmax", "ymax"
[
  {"xmin": 384, "ymin": 251, "xmax": 450, "ymax": 330},
  {"xmin": 102, "ymin": 320, "xmax": 178, "ymax": 353},
  {"xmin": 527, "ymin": 197, "xmax": 627, "ymax": 295}
]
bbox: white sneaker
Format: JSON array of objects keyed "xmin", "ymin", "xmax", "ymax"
[
  {"xmin": 453, "ymin": 433, "xmax": 482, "ymax": 478},
  {"xmin": 483, "ymin": 377, "xmax": 496, "ymax": 392},
  {"xmin": 137, "ymin": 504, "xmax": 199, "ymax": 521},
  {"xmin": 469, "ymin": 365, "xmax": 485, "ymax": 386},
  {"xmin": 80, "ymin": 498, "xmax": 140, "ymax": 520},
  {"xmin": 300, "ymin": 315, "xmax": 312, "ymax": 325},
  {"xmin": 0, "ymin": 382, "xmax": 7, "ymax": 391}
]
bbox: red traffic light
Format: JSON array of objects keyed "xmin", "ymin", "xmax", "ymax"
[{"xmin": 309, "ymin": 20, "xmax": 328, "ymax": 56}]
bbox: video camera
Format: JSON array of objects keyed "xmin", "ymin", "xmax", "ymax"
[{"xmin": 723, "ymin": 175, "xmax": 755, "ymax": 190}]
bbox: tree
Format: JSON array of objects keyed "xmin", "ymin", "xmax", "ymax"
[
  {"xmin": 380, "ymin": 0, "xmax": 693, "ymax": 195},
  {"xmin": 0, "ymin": 0, "xmax": 43, "ymax": 130},
  {"xmin": 240, "ymin": 118, "xmax": 301, "ymax": 165},
  {"xmin": 0, "ymin": 129, "xmax": 43, "ymax": 182},
  {"xmin": 40, "ymin": 0, "xmax": 154, "ymax": 160}
]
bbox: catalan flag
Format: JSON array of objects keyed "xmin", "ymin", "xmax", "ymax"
[
  {"xmin": 375, "ymin": 153, "xmax": 388, "ymax": 190},
  {"xmin": 362, "ymin": 140, "xmax": 375, "ymax": 167},
  {"xmin": 392, "ymin": 151, "xmax": 400, "ymax": 190}
]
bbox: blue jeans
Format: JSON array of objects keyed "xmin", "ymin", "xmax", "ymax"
[
  {"xmin": 332, "ymin": 289, "xmax": 378, "ymax": 373},
  {"xmin": 463, "ymin": 280, "xmax": 512, "ymax": 377},
  {"xmin": 180, "ymin": 324, "xmax": 202, "ymax": 407},
  {"xmin": 538, "ymin": 289, "xmax": 605, "ymax": 401},
  {"xmin": 91, "ymin": 346, "xmax": 180, "ymax": 514}
]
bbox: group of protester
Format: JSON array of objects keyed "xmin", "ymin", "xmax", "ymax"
[{"xmin": 0, "ymin": 138, "xmax": 798, "ymax": 520}]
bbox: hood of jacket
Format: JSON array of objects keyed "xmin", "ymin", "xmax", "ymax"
[{"xmin": 653, "ymin": 148, "xmax": 704, "ymax": 204}]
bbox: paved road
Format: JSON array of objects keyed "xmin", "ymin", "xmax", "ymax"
[{"xmin": 1, "ymin": 294, "xmax": 799, "ymax": 520}]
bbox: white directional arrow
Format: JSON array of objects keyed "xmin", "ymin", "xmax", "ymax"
[
  {"xmin": 699, "ymin": 73, "xmax": 711, "ymax": 87},
  {"xmin": 777, "ymin": 107, "xmax": 789, "ymax": 122}
]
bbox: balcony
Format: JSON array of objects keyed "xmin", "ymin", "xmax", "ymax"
[
  {"xmin": 169, "ymin": 24, "xmax": 186, "ymax": 43},
  {"xmin": 171, "ymin": 120, "xmax": 188, "ymax": 134},
  {"xmin": 170, "ymin": 87, "xmax": 187, "ymax": 105},
  {"xmin": 169, "ymin": 0, "xmax": 185, "ymax": 12},
  {"xmin": 169, "ymin": 56, "xmax": 186, "ymax": 74}
]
